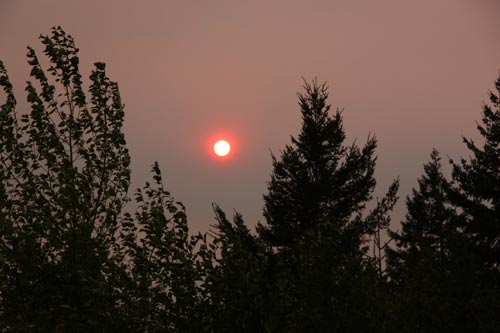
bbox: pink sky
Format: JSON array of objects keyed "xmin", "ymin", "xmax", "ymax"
[{"xmin": 1, "ymin": 1, "xmax": 499, "ymax": 233}]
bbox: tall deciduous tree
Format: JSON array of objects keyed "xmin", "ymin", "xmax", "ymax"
[
  {"xmin": 0, "ymin": 27, "xmax": 131, "ymax": 331},
  {"xmin": 120, "ymin": 162, "xmax": 208, "ymax": 332},
  {"xmin": 0, "ymin": 27, "xmax": 209, "ymax": 332},
  {"xmin": 204, "ymin": 205, "xmax": 271, "ymax": 332}
]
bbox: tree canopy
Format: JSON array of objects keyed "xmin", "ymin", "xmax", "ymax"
[{"xmin": 0, "ymin": 27, "xmax": 498, "ymax": 332}]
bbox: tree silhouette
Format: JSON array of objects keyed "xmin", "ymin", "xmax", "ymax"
[
  {"xmin": 449, "ymin": 74, "xmax": 500, "ymax": 286},
  {"xmin": 119, "ymin": 162, "xmax": 208, "ymax": 331},
  {"xmin": 446, "ymin": 74, "xmax": 500, "ymax": 331},
  {"xmin": 2, "ymin": 26, "xmax": 498, "ymax": 333},
  {"xmin": 202, "ymin": 205, "xmax": 271, "ymax": 332},
  {"xmin": 387, "ymin": 149, "xmax": 457, "ymax": 285},
  {"xmin": 0, "ymin": 27, "xmax": 208, "ymax": 332},
  {"xmin": 386, "ymin": 76, "xmax": 500, "ymax": 332},
  {"xmin": 385, "ymin": 150, "xmax": 475, "ymax": 332},
  {"xmin": 257, "ymin": 79, "xmax": 399, "ymax": 331},
  {"xmin": 0, "ymin": 27, "xmax": 131, "ymax": 331}
]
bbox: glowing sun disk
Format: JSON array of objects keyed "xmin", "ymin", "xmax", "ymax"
[{"xmin": 214, "ymin": 140, "xmax": 230, "ymax": 157}]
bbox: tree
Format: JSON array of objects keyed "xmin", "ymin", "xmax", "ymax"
[
  {"xmin": 385, "ymin": 150, "xmax": 478, "ymax": 332},
  {"xmin": 0, "ymin": 27, "xmax": 131, "ymax": 331},
  {"xmin": 449, "ymin": 74, "xmax": 500, "ymax": 286},
  {"xmin": 259, "ymin": 79, "xmax": 397, "ymax": 248},
  {"xmin": 0, "ymin": 27, "xmax": 210, "ymax": 332},
  {"xmin": 387, "ymin": 150, "xmax": 457, "ymax": 285},
  {"xmin": 446, "ymin": 74, "xmax": 500, "ymax": 331},
  {"xmin": 119, "ymin": 162, "xmax": 209, "ymax": 332},
  {"xmin": 386, "ymin": 75, "xmax": 500, "ymax": 332},
  {"xmin": 257, "ymin": 79, "xmax": 398, "ymax": 331},
  {"xmin": 203, "ymin": 206, "xmax": 272, "ymax": 332}
]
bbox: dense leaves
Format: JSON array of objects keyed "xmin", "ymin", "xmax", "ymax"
[
  {"xmin": 0, "ymin": 27, "xmax": 131, "ymax": 331},
  {"xmin": 0, "ymin": 28, "xmax": 206, "ymax": 332}
]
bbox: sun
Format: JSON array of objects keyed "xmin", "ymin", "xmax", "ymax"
[{"xmin": 214, "ymin": 140, "xmax": 231, "ymax": 157}]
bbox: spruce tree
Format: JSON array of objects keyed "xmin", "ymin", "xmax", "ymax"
[
  {"xmin": 259, "ymin": 79, "xmax": 387, "ymax": 250},
  {"xmin": 258, "ymin": 79, "xmax": 398, "ymax": 331},
  {"xmin": 387, "ymin": 149, "xmax": 457, "ymax": 285},
  {"xmin": 449, "ymin": 74, "xmax": 500, "ymax": 286},
  {"xmin": 385, "ymin": 150, "xmax": 476, "ymax": 332},
  {"xmin": 386, "ymin": 75, "xmax": 500, "ymax": 332}
]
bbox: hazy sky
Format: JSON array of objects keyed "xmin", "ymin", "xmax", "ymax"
[{"xmin": 1, "ymin": 1, "xmax": 500, "ymax": 233}]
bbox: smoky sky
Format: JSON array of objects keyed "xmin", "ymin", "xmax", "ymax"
[{"xmin": 1, "ymin": 0, "xmax": 499, "ymax": 233}]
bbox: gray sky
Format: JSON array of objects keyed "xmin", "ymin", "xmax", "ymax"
[{"xmin": 1, "ymin": 0, "xmax": 500, "ymax": 233}]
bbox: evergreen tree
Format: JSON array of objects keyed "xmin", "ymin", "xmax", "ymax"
[
  {"xmin": 387, "ymin": 149, "xmax": 457, "ymax": 285},
  {"xmin": 386, "ymin": 75, "xmax": 500, "ymax": 331},
  {"xmin": 385, "ymin": 150, "xmax": 478, "ymax": 332},
  {"xmin": 259, "ymin": 79, "xmax": 396, "ymax": 249},
  {"xmin": 446, "ymin": 74, "xmax": 500, "ymax": 331},
  {"xmin": 257, "ymin": 79, "xmax": 398, "ymax": 331},
  {"xmin": 449, "ymin": 74, "xmax": 500, "ymax": 286}
]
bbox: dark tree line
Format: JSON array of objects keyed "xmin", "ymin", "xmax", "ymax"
[{"xmin": 0, "ymin": 28, "xmax": 498, "ymax": 332}]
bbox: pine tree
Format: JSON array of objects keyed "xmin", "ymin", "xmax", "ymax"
[
  {"xmin": 257, "ymin": 79, "xmax": 398, "ymax": 331},
  {"xmin": 386, "ymin": 75, "xmax": 500, "ymax": 331},
  {"xmin": 385, "ymin": 150, "xmax": 473, "ymax": 332},
  {"xmin": 259, "ymin": 79, "xmax": 391, "ymax": 250},
  {"xmin": 387, "ymin": 149, "xmax": 457, "ymax": 285},
  {"xmin": 449, "ymin": 74, "xmax": 500, "ymax": 286}
]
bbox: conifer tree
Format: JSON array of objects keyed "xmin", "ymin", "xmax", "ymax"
[
  {"xmin": 449, "ymin": 74, "xmax": 500, "ymax": 286},
  {"xmin": 259, "ymin": 79, "xmax": 395, "ymax": 250},
  {"xmin": 257, "ymin": 79, "xmax": 398, "ymax": 331},
  {"xmin": 387, "ymin": 149, "xmax": 457, "ymax": 285},
  {"xmin": 386, "ymin": 76, "xmax": 500, "ymax": 331},
  {"xmin": 384, "ymin": 150, "xmax": 473, "ymax": 332}
]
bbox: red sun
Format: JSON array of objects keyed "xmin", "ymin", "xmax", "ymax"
[{"xmin": 213, "ymin": 140, "xmax": 231, "ymax": 157}]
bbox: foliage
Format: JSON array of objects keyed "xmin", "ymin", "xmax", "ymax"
[
  {"xmin": 257, "ymin": 78, "xmax": 399, "ymax": 331},
  {"xmin": 1, "ymin": 26, "xmax": 499, "ymax": 333},
  {"xmin": 385, "ymin": 150, "xmax": 474, "ymax": 332},
  {"xmin": 386, "ymin": 76, "xmax": 500, "ymax": 332},
  {"xmin": 0, "ymin": 27, "xmax": 207, "ymax": 332},
  {"xmin": 447, "ymin": 74, "xmax": 500, "ymax": 330},
  {"xmin": 0, "ymin": 27, "xmax": 130, "ymax": 331},
  {"xmin": 449, "ymin": 75, "xmax": 500, "ymax": 285},
  {"xmin": 119, "ymin": 162, "xmax": 209, "ymax": 332},
  {"xmin": 203, "ymin": 206, "xmax": 271, "ymax": 332}
]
